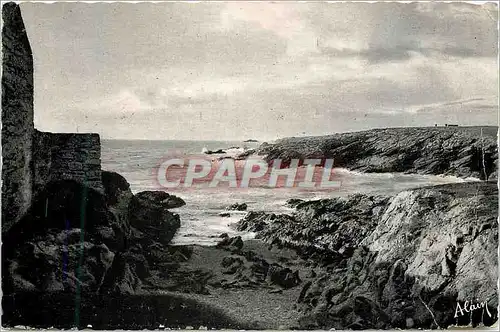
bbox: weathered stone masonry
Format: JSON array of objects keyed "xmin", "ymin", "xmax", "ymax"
[
  {"xmin": 2, "ymin": 3, "xmax": 34, "ymax": 233},
  {"xmin": 33, "ymin": 130, "xmax": 103, "ymax": 197},
  {"xmin": 2, "ymin": 3, "xmax": 103, "ymax": 233}
]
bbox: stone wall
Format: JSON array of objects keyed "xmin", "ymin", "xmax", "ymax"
[
  {"xmin": 33, "ymin": 130, "xmax": 104, "ymax": 197},
  {"xmin": 2, "ymin": 3, "xmax": 103, "ymax": 233},
  {"xmin": 1, "ymin": 3, "xmax": 35, "ymax": 233}
]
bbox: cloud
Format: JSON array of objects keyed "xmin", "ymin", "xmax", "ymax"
[{"xmin": 20, "ymin": 1, "xmax": 498, "ymax": 140}]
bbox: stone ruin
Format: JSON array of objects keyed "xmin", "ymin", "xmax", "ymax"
[{"xmin": 2, "ymin": 2, "xmax": 103, "ymax": 233}]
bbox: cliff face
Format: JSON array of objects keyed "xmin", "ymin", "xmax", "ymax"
[
  {"xmin": 1, "ymin": 2, "xmax": 35, "ymax": 232},
  {"xmin": 238, "ymin": 182, "xmax": 498, "ymax": 329},
  {"xmin": 260, "ymin": 126, "xmax": 498, "ymax": 180}
]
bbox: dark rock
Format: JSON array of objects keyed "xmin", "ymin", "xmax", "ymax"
[
  {"xmin": 219, "ymin": 212, "xmax": 231, "ymax": 217},
  {"xmin": 216, "ymin": 236, "xmax": 244, "ymax": 251},
  {"xmin": 261, "ymin": 127, "xmax": 497, "ymax": 180},
  {"xmin": 204, "ymin": 149, "xmax": 226, "ymax": 155},
  {"xmin": 3, "ymin": 228, "xmax": 115, "ymax": 295},
  {"xmin": 2, "ymin": 180, "xmax": 118, "ymax": 256},
  {"xmin": 236, "ymin": 211, "xmax": 282, "ymax": 233},
  {"xmin": 102, "ymin": 170, "xmax": 132, "ymax": 206},
  {"xmin": 101, "ymin": 171, "xmax": 133, "ymax": 248},
  {"xmin": 221, "ymin": 256, "xmax": 244, "ymax": 274},
  {"xmin": 129, "ymin": 192, "xmax": 181, "ymax": 245},
  {"xmin": 237, "ymin": 194, "xmax": 389, "ymax": 259},
  {"xmin": 226, "ymin": 202, "xmax": 248, "ymax": 211},
  {"xmin": 295, "ymin": 182, "xmax": 498, "ymax": 329},
  {"xmin": 235, "ymin": 149, "xmax": 256, "ymax": 160},
  {"xmin": 286, "ymin": 198, "xmax": 305, "ymax": 208},
  {"xmin": 134, "ymin": 190, "xmax": 186, "ymax": 209},
  {"xmin": 0, "ymin": 179, "xmax": 140, "ymax": 297},
  {"xmin": 100, "ymin": 251, "xmax": 146, "ymax": 295},
  {"xmin": 268, "ymin": 264, "xmax": 301, "ymax": 289}
]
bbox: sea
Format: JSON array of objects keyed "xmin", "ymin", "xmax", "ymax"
[{"xmin": 101, "ymin": 139, "xmax": 472, "ymax": 246}]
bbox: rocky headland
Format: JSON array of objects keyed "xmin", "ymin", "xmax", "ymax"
[
  {"xmin": 2, "ymin": 2, "xmax": 498, "ymax": 330},
  {"xmin": 258, "ymin": 126, "xmax": 498, "ymax": 180}
]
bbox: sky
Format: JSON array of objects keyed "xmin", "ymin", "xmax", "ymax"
[{"xmin": 20, "ymin": 1, "xmax": 499, "ymax": 141}]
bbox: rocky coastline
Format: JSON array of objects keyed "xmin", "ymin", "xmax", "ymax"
[
  {"xmin": 3, "ymin": 171, "xmax": 498, "ymax": 329},
  {"xmin": 258, "ymin": 126, "xmax": 498, "ymax": 180},
  {"xmin": 2, "ymin": 2, "xmax": 498, "ymax": 329},
  {"xmin": 236, "ymin": 181, "xmax": 498, "ymax": 329}
]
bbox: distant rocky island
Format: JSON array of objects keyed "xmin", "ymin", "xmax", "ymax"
[
  {"xmin": 1, "ymin": 3, "xmax": 498, "ymax": 330},
  {"xmin": 243, "ymin": 139, "xmax": 259, "ymax": 142}
]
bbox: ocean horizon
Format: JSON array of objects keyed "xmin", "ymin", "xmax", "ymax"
[{"xmin": 101, "ymin": 139, "xmax": 473, "ymax": 245}]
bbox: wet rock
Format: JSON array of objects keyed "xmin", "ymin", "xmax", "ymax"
[
  {"xmin": 238, "ymin": 194, "xmax": 389, "ymax": 260},
  {"xmin": 286, "ymin": 198, "xmax": 304, "ymax": 208},
  {"xmin": 226, "ymin": 202, "xmax": 248, "ymax": 211}
]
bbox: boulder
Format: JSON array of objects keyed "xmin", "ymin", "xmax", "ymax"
[
  {"xmin": 226, "ymin": 202, "xmax": 247, "ymax": 211},
  {"xmin": 102, "ymin": 171, "xmax": 133, "ymax": 227},
  {"xmin": 2, "ymin": 180, "xmax": 119, "ymax": 256},
  {"xmin": 102, "ymin": 170, "xmax": 133, "ymax": 207},
  {"xmin": 100, "ymin": 250, "xmax": 148, "ymax": 295},
  {"xmin": 134, "ymin": 190, "xmax": 186, "ymax": 209},
  {"xmin": 3, "ymin": 227, "xmax": 115, "ymax": 295},
  {"xmin": 216, "ymin": 236, "xmax": 244, "ymax": 251},
  {"xmin": 129, "ymin": 191, "xmax": 182, "ymax": 245},
  {"xmin": 268, "ymin": 264, "xmax": 301, "ymax": 289}
]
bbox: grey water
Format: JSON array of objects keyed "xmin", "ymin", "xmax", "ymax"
[{"xmin": 101, "ymin": 139, "xmax": 470, "ymax": 245}]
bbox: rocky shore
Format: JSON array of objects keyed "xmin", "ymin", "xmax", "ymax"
[
  {"xmin": 237, "ymin": 181, "xmax": 498, "ymax": 329},
  {"xmin": 1, "ymin": 170, "xmax": 305, "ymax": 329},
  {"xmin": 258, "ymin": 126, "xmax": 498, "ymax": 180},
  {"xmin": 2, "ymin": 2, "xmax": 497, "ymax": 329},
  {"xmin": 3, "ymin": 172, "xmax": 497, "ymax": 329}
]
